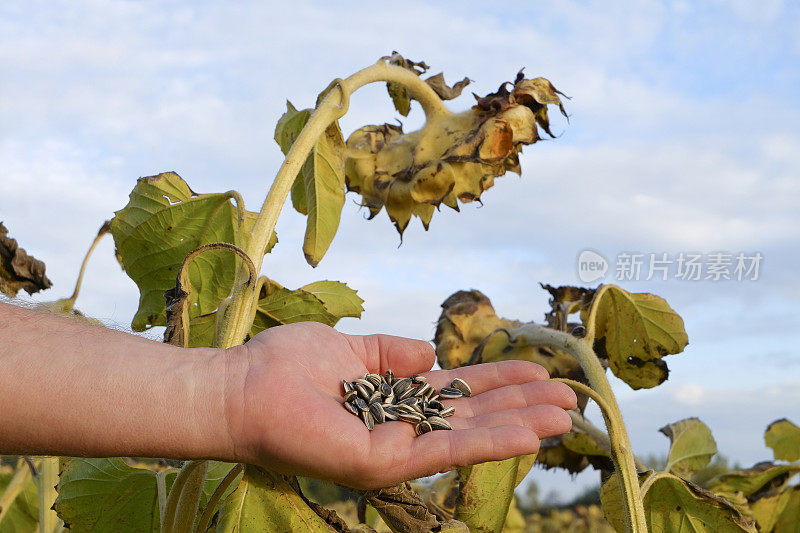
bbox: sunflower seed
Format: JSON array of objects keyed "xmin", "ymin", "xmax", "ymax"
[
  {"xmin": 393, "ymin": 376, "xmax": 411, "ymax": 391},
  {"xmin": 423, "ymin": 408, "xmax": 440, "ymax": 418},
  {"xmin": 439, "ymin": 387, "xmax": 463, "ymax": 399},
  {"xmin": 427, "ymin": 416, "xmax": 452, "ymax": 430},
  {"xmin": 411, "ymin": 374, "xmax": 427, "ymax": 384},
  {"xmin": 344, "ymin": 401, "xmax": 359, "ymax": 415},
  {"xmin": 342, "ymin": 380, "xmax": 354, "ymax": 394},
  {"xmin": 415, "ymin": 420, "xmax": 432, "ymax": 435},
  {"xmin": 415, "ymin": 382, "xmax": 432, "ymax": 397},
  {"xmin": 450, "ymin": 378, "xmax": 472, "ymax": 397},
  {"xmin": 354, "ymin": 382, "xmax": 373, "ymax": 399},
  {"xmin": 384, "ymin": 369, "xmax": 395, "ymax": 384},
  {"xmin": 354, "ymin": 397, "xmax": 369, "ymax": 411},
  {"xmin": 360, "ymin": 410, "xmax": 374, "ymax": 430},
  {"xmin": 383, "ymin": 406, "xmax": 399, "ymax": 421},
  {"xmin": 398, "ymin": 386, "xmax": 418, "ymax": 401},
  {"xmin": 399, "ymin": 397, "xmax": 419, "ymax": 408},
  {"xmin": 370, "ymin": 402, "xmax": 386, "ymax": 424},
  {"xmin": 400, "ymin": 412, "xmax": 423, "ymax": 423},
  {"xmin": 440, "ymin": 406, "xmax": 456, "ymax": 417},
  {"xmin": 342, "ymin": 390, "xmax": 357, "ymax": 403},
  {"xmin": 382, "ymin": 393, "xmax": 395, "ymax": 406},
  {"xmin": 428, "ymin": 400, "xmax": 444, "ymax": 410},
  {"xmin": 366, "ymin": 373, "xmax": 383, "ymax": 388},
  {"xmin": 380, "ymin": 382, "xmax": 393, "ymax": 397},
  {"xmin": 368, "ymin": 390, "xmax": 382, "ymax": 404}
]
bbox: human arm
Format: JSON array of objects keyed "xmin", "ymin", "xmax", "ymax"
[{"xmin": 0, "ymin": 301, "xmax": 576, "ymax": 488}]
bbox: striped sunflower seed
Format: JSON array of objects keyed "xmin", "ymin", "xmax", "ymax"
[
  {"xmin": 360, "ymin": 410, "xmax": 374, "ymax": 430},
  {"xmin": 451, "ymin": 378, "xmax": 472, "ymax": 397},
  {"xmin": 344, "ymin": 401, "xmax": 359, "ymax": 415},
  {"xmin": 439, "ymin": 387, "xmax": 463, "ymax": 399},
  {"xmin": 440, "ymin": 406, "xmax": 456, "ymax": 417},
  {"xmin": 415, "ymin": 420, "xmax": 432, "ymax": 435},
  {"xmin": 366, "ymin": 373, "xmax": 383, "ymax": 388},
  {"xmin": 384, "ymin": 369, "xmax": 395, "ymax": 384},
  {"xmin": 354, "ymin": 397, "xmax": 369, "ymax": 411},
  {"xmin": 370, "ymin": 402, "xmax": 386, "ymax": 424},
  {"xmin": 427, "ymin": 416, "xmax": 452, "ymax": 430},
  {"xmin": 342, "ymin": 380, "xmax": 354, "ymax": 394}
]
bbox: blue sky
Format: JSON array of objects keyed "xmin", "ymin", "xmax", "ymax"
[{"xmin": 2, "ymin": 0, "xmax": 799, "ymax": 499}]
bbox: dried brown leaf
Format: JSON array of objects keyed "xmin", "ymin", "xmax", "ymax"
[{"xmin": 0, "ymin": 222, "xmax": 52, "ymax": 297}]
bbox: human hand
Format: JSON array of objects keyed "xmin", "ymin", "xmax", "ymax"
[{"xmin": 222, "ymin": 322, "xmax": 576, "ymax": 489}]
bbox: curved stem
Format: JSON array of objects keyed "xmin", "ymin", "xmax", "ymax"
[
  {"xmin": 194, "ymin": 464, "xmax": 244, "ymax": 533},
  {"xmin": 217, "ymin": 61, "xmax": 451, "ymax": 350},
  {"xmin": 64, "ymin": 221, "xmax": 110, "ymax": 310},
  {"xmin": 568, "ymin": 411, "xmax": 647, "ymax": 473},
  {"xmin": 510, "ymin": 324, "xmax": 646, "ymax": 533}
]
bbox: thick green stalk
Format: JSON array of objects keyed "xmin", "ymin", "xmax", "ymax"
[
  {"xmin": 217, "ymin": 60, "xmax": 450, "ymax": 349},
  {"xmin": 36, "ymin": 457, "xmax": 61, "ymax": 533},
  {"xmin": 510, "ymin": 324, "xmax": 646, "ymax": 533}
]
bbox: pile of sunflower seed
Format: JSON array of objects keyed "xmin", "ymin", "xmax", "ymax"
[{"xmin": 342, "ymin": 370, "xmax": 471, "ymax": 435}]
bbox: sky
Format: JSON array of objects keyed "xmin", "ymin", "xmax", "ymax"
[{"xmin": 2, "ymin": 0, "xmax": 799, "ymax": 500}]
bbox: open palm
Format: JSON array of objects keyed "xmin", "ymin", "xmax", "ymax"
[{"xmin": 228, "ymin": 322, "xmax": 576, "ymax": 489}]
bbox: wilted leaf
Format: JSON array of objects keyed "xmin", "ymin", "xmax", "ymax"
[
  {"xmin": 456, "ymin": 459, "xmax": 519, "ymax": 532},
  {"xmin": 540, "ymin": 283, "xmax": 595, "ymax": 331},
  {"xmin": 601, "ymin": 471, "xmax": 757, "ymax": 532},
  {"xmin": 54, "ymin": 458, "xmax": 163, "ymax": 532},
  {"xmin": 765, "ymin": 419, "xmax": 800, "ymax": 462},
  {"xmin": 410, "ymin": 471, "xmax": 460, "ymax": 521},
  {"xmin": 216, "ymin": 466, "xmax": 332, "ymax": 532},
  {"xmin": 660, "ymin": 418, "xmax": 718, "ymax": 479},
  {"xmin": 0, "ymin": 222, "xmax": 52, "ymax": 297},
  {"xmin": 346, "ymin": 65, "xmax": 566, "ymax": 236},
  {"xmin": 109, "ymin": 172, "xmax": 276, "ymax": 331},
  {"xmin": 584, "ymin": 284, "xmax": 688, "ymax": 390},
  {"xmin": 362, "ymin": 483, "xmax": 442, "ymax": 533},
  {"xmin": 707, "ymin": 462, "xmax": 800, "ymax": 500}
]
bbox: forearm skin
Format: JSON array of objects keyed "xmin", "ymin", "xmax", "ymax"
[{"xmin": 0, "ymin": 302, "xmax": 234, "ymax": 462}]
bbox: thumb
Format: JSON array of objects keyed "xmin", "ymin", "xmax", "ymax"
[{"xmin": 348, "ymin": 333, "xmax": 436, "ymax": 377}]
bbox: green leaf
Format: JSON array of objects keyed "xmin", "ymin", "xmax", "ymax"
[
  {"xmin": 54, "ymin": 458, "xmax": 162, "ymax": 532},
  {"xmin": 584, "ymin": 284, "xmax": 688, "ymax": 390},
  {"xmin": 301, "ymin": 120, "xmax": 346, "ymax": 267},
  {"xmin": 456, "ymin": 458, "xmax": 519, "ymax": 532},
  {"xmin": 273, "ymin": 101, "xmax": 347, "ymax": 266},
  {"xmin": 601, "ymin": 471, "xmax": 757, "ymax": 532},
  {"xmin": 300, "ymin": 280, "xmax": 364, "ymax": 319},
  {"xmin": 562, "ymin": 432, "xmax": 609, "ymax": 458},
  {"xmin": 274, "ymin": 101, "xmax": 311, "ymax": 215},
  {"xmin": 251, "ymin": 287, "xmax": 337, "ymax": 333},
  {"xmin": 774, "ymin": 486, "xmax": 800, "ymax": 532},
  {"xmin": 513, "ymin": 454, "xmax": 537, "ymax": 487},
  {"xmin": 0, "ymin": 470, "xmax": 38, "ymax": 533},
  {"xmin": 749, "ymin": 489, "xmax": 793, "ymax": 532},
  {"xmin": 660, "ymin": 418, "xmax": 718, "ymax": 479},
  {"xmin": 198, "ymin": 462, "xmax": 240, "ymax": 522},
  {"xmin": 215, "ymin": 466, "xmax": 331, "ymax": 532},
  {"xmin": 109, "ymin": 172, "xmax": 276, "ymax": 331},
  {"xmin": 765, "ymin": 419, "xmax": 800, "ymax": 462},
  {"xmin": 708, "ymin": 462, "xmax": 800, "ymax": 499}
]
